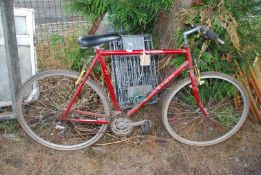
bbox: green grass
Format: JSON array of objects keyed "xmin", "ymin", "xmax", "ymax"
[
  {"xmin": 0, "ymin": 120, "xmax": 19, "ymax": 133},
  {"xmin": 214, "ymin": 106, "xmax": 240, "ymax": 128}
]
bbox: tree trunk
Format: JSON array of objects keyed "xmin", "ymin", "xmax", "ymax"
[
  {"xmin": 154, "ymin": 0, "xmax": 193, "ymax": 48},
  {"xmin": 88, "ymin": 15, "xmax": 104, "ymax": 35}
]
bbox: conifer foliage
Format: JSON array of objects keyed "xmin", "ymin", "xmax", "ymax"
[
  {"xmin": 177, "ymin": 0, "xmax": 260, "ymax": 71},
  {"xmin": 67, "ymin": 0, "xmax": 172, "ymax": 34}
]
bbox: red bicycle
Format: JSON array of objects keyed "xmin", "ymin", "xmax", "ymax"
[{"xmin": 16, "ymin": 26, "xmax": 249, "ymax": 150}]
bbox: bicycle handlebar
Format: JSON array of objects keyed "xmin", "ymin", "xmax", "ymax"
[{"xmin": 183, "ymin": 25, "xmax": 224, "ymax": 45}]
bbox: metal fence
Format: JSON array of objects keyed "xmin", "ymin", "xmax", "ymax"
[
  {"xmin": 13, "ymin": 0, "xmax": 90, "ymax": 41},
  {"xmin": 13, "ymin": 0, "xmax": 91, "ymax": 69}
]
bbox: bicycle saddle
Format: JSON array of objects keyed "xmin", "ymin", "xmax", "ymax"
[{"xmin": 78, "ymin": 33, "xmax": 121, "ymax": 48}]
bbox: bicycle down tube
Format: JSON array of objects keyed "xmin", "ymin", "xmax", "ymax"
[{"xmin": 61, "ymin": 47, "xmax": 207, "ymax": 123}]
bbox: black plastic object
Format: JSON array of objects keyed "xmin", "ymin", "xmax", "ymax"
[{"xmin": 78, "ymin": 33, "xmax": 121, "ymax": 48}]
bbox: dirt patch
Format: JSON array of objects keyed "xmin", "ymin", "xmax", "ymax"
[{"xmin": 0, "ymin": 104, "xmax": 260, "ymax": 175}]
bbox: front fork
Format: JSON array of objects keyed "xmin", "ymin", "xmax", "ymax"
[
  {"xmin": 188, "ymin": 67, "xmax": 208, "ymax": 116},
  {"xmin": 185, "ymin": 47, "xmax": 208, "ymax": 117}
]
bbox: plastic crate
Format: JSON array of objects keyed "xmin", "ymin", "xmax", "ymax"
[{"xmin": 109, "ymin": 35, "xmax": 159, "ymax": 109}]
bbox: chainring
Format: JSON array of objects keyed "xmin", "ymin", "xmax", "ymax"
[{"xmin": 110, "ymin": 116, "xmax": 134, "ymax": 137}]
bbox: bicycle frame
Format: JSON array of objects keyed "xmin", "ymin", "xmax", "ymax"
[{"xmin": 60, "ymin": 46, "xmax": 208, "ymax": 124}]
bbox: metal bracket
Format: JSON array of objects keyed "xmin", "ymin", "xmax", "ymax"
[{"xmin": 0, "ymin": 112, "xmax": 16, "ymax": 121}]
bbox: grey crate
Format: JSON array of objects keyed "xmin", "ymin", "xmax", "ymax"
[{"xmin": 109, "ymin": 35, "xmax": 159, "ymax": 109}]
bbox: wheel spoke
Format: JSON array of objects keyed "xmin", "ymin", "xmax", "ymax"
[
  {"xmin": 16, "ymin": 70, "xmax": 109, "ymax": 150},
  {"xmin": 163, "ymin": 72, "xmax": 248, "ymax": 146}
]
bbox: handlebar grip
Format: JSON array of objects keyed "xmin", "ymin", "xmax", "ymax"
[
  {"xmin": 200, "ymin": 26, "xmax": 217, "ymax": 41},
  {"xmin": 206, "ymin": 29, "xmax": 217, "ymax": 40}
]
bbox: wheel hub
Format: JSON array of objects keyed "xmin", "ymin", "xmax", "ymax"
[{"xmin": 195, "ymin": 107, "xmax": 208, "ymax": 116}]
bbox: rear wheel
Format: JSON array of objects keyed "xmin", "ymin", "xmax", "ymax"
[
  {"xmin": 16, "ymin": 70, "xmax": 110, "ymax": 150},
  {"xmin": 162, "ymin": 72, "xmax": 249, "ymax": 146}
]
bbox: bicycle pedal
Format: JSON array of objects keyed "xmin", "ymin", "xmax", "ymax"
[{"xmin": 141, "ymin": 120, "xmax": 152, "ymax": 134}]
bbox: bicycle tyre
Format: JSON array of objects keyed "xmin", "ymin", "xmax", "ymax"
[
  {"xmin": 16, "ymin": 70, "xmax": 110, "ymax": 150},
  {"xmin": 162, "ymin": 72, "xmax": 249, "ymax": 146}
]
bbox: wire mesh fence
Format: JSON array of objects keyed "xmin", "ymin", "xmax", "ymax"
[
  {"xmin": 13, "ymin": 0, "xmax": 90, "ymax": 40},
  {"xmin": 13, "ymin": 0, "xmax": 91, "ymax": 70}
]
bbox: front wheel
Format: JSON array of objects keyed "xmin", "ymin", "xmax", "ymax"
[
  {"xmin": 162, "ymin": 72, "xmax": 249, "ymax": 146},
  {"xmin": 16, "ymin": 70, "xmax": 110, "ymax": 150}
]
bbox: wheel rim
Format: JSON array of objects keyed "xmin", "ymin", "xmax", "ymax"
[
  {"xmin": 17, "ymin": 71, "xmax": 108, "ymax": 150},
  {"xmin": 164, "ymin": 73, "xmax": 248, "ymax": 145}
]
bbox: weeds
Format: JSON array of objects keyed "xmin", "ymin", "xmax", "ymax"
[{"xmin": 0, "ymin": 120, "xmax": 18, "ymax": 133}]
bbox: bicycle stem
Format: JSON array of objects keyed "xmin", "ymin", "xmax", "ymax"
[{"xmin": 183, "ymin": 26, "xmax": 201, "ymax": 45}]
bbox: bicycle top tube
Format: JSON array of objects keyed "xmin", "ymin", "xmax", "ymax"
[{"xmin": 99, "ymin": 49, "xmax": 188, "ymax": 56}]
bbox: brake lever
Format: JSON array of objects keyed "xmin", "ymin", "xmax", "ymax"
[{"xmin": 217, "ymin": 38, "xmax": 225, "ymax": 45}]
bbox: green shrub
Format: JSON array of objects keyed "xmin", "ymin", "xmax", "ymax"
[
  {"xmin": 48, "ymin": 33, "xmax": 106, "ymax": 82},
  {"xmin": 66, "ymin": 0, "xmax": 172, "ymax": 34},
  {"xmin": 48, "ymin": 34, "xmax": 93, "ymax": 71}
]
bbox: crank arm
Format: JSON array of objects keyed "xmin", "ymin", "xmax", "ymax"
[{"xmin": 119, "ymin": 120, "xmax": 147, "ymax": 128}]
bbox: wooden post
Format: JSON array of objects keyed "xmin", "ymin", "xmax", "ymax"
[{"xmin": 0, "ymin": 0, "xmax": 21, "ymax": 120}]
